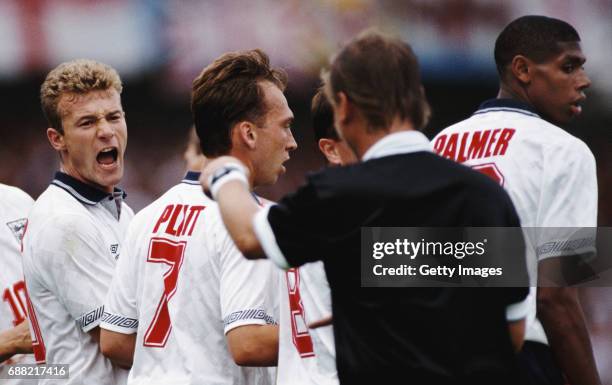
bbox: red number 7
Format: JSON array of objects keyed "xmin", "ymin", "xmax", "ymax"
[{"xmin": 143, "ymin": 238, "xmax": 186, "ymax": 347}]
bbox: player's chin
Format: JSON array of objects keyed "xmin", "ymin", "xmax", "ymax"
[{"xmin": 95, "ymin": 168, "xmax": 124, "ymax": 191}]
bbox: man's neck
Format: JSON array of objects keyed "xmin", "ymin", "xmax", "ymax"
[
  {"xmin": 497, "ymin": 82, "xmax": 530, "ymax": 104},
  {"xmin": 354, "ymin": 117, "xmax": 415, "ymax": 160},
  {"xmin": 59, "ymin": 165, "xmax": 114, "ymax": 193}
]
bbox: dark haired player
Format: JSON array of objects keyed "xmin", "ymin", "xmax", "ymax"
[
  {"xmin": 100, "ymin": 49, "xmax": 294, "ymax": 385},
  {"xmin": 434, "ymin": 15, "xmax": 600, "ymax": 385},
  {"xmin": 276, "ymin": 88, "xmax": 355, "ymax": 385}
]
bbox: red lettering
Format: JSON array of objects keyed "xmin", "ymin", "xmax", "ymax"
[
  {"xmin": 186, "ymin": 206, "xmax": 205, "ymax": 236},
  {"xmin": 165, "ymin": 205, "xmax": 184, "ymax": 236},
  {"xmin": 174, "ymin": 206, "xmax": 189, "ymax": 235},
  {"xmin": 153, "ymin": 204, "xmax": 206, "ymax": 237},
  {"xmin": 143, "ymin": 238, "xmax": 186, "ymax": 347},
  {"xmin": 442, "ymin": 133, "xmax": 458, "ymax": 160},
  {"xmin": 493, "ymin": 128, "xmax": 515, "ymax": 156},
  {"xmin": 484, "ymin": 129, "xmax": 501, "ymax": 157},
  {"xmin": 152, "ymin": 205, "xmax": 173, "ymax": 233},
  {"xmin": 467, "ymin": 130, "xmax": 490, "ymax": 160},
  {"xmin": 433, "ymin": 135, "xmax": 446, "ymax": 154},
  {"xmin": 286, "ymin": 268, "xmax": 315, "ymax": 357},
  {"xmin": 25, "ymin": 285, "xmax": 46, "ymax": 363},
  {"xmin": 457, "ymin": 132, "xmax": 468, "ymax": 163}
]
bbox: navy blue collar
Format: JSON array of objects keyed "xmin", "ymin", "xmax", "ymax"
[
  {"xmin": 182, "ymin": 171, "xmax": 201, "ymax": 185},
  {"xmin": 475, "ymin": 98, "xmax": 540, "ymax": 118},
  {"xmin": 51, "ymin": 171, "xmax": 127, "ymax": 205}
]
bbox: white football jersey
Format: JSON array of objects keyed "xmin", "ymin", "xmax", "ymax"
[
  {"xmin": 22, "ymin": 172, "xmax": 133, "ymax": 385},
  {"xmin": 277, "ymin": 262, "xmax": 338, "ymax": 385},
  {"xmin": 0, "ymin": 184, "xmax": 36, "ymax": 385},
  {"xmin": 101, "ymin": 172, "xmax": 278, "ymax": 385},
  {"xmin": 433, "ymin": 99, "xmax": 598, "ymax": 343}
]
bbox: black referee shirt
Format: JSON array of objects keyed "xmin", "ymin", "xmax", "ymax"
[{"xmin": 264, "ymin": 150, "xmax": 528, "ymax": 385}]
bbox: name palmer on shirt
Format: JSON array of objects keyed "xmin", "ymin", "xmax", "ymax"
[{"xmin": 433, "ymin": 128, "xmax": 515, "ymax": 162}]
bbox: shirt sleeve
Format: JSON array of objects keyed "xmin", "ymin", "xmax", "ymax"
[
  {"xmin": 216, "ymin": 211, "xmax": 279, "ymax": 334},
  {"xmin": 101, "ymin": 222, "xmax": 140, "ymax": 334},
  {"xmin": 35, "ymin": 213, "xmax": 116, "ymax": 332},
  {"xmin": 254, "ymin": 180, "xmax": 345, "ymax": 269},
  {"xmin": 536, "ymin": 139, "xmax": 597, "ymax": 260}
]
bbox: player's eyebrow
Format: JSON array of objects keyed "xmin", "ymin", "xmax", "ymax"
[
  {"xmin": 75, "ymin": 114, "xmax": 98, "ymax": 124},
  {"xmin": 106, "ymin": 109, "xmax": 124, "ymax": 117},
  {"xmin": 282, "ymin": 116, "xmax": 294, "ymax": 126},
  {"xmin": 76, "ymin": 109, "xmax": 123, "ymax": 123},
  {"xmin": 564, "ymin": 53, "xmax": 586, "ymax": 65}
]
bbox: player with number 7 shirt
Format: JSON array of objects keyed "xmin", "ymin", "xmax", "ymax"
[{"xmin": 100, "ymin": 49, "xmax": 296, "ymax": 385}]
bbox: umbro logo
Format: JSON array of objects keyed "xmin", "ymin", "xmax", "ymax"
[
  {"xmin": 6, "ymin": 218, "xmax": 27, "ymax": 244},
  {"xmin": 110, "ymin": 244, "xmax": 120, "ymax": 260}
]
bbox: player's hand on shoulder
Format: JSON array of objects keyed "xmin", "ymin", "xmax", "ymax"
[{"xmin": 200, "ymin": 156, "xmax": 249, "ymax": 197}]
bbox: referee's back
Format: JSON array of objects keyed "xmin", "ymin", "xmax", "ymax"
[{"xmin": 269, "ymin": 151, "xmax": 528, "ymax": 385}]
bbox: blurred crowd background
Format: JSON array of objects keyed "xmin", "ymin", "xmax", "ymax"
[{"xmin": 0, "ymin": 0, "xmax": 610, "ymax": 382}]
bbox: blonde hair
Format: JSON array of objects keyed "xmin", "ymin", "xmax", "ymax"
[{"xmin": 40, "ymin": 59, "xmax": 123, "ymax": 132}]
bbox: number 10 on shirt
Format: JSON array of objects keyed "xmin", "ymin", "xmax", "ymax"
[{"xmin": 143, "ymin": 238, "xmax": 186, "ymax": 347}]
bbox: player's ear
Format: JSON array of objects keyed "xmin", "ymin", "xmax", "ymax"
[
  {"xmin": 318, "ymin": 138, "xmax": 342, "ymax": 165},
  {"xmin": 511, "ymin": 55, "xmax": 531, "ymax": 85},
  {"xmin": 47, "ymin": 127, "xmax": 66, "ymax": 151},
  {"xmin": 235, "ymin": 121, "xmax": 257, "ymax": 150}
]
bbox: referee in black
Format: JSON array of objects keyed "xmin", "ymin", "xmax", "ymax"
[{"xmin": 201, "ymin": 31, "xmax": 529, "ymax": 385}]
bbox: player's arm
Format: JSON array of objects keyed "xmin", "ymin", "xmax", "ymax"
[
  {"xmin": 537, "ymin": 285, "xmax": 601, "ymax": 385},
  {"xmin": 99, "ymin": 329, "xmax": 136, "ymax": 369},
  {"xmin": 507, "ymin": 319, "xmax": 525, "ymax": 353},
  {"xmin": 202, "ymin": 156, "xmax": 329, "ymax": 269},
  {"xmin": 100, "ymin": 222, "xmax": 140, "ymax": 370},
  {"xmin": 535, "ymin": 141, "xmax": 601, "ymax": 385},
  {"xmin": 201, "ymin": 157, "xmax": 264, "ymax": 259},
  {"xmin": 226, "ymin": 325, "xmax": 279, "ymax": 366},
  {"xmin": 0, "ymin": 321, "xmax": 33, "ymax": 363},
  {"xmin": 216, "ymin": 212, "xmax": 280, "ymax": 367}
]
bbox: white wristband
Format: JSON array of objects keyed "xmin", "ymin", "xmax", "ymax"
[{"xmin": 207, "ymin": 163, "xmax": 249, "ymax": 200}]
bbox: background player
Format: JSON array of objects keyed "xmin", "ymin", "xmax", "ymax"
[
  {"xmin": 433, "ymin": 15, "xmax": 601, "ymax": 385},
  {"xmin": 99, "ymin": 49, "xmax": 294, "ymax": 384},
  {"xmin": 0, "ymin": 183, "xmax": 35, "ymax": 385},
  {"xmin": 183, "ymin": 125, "xmax": 206, "ymax": 171},
  {"xmin": 276, "ymin": 88, "xmax": 355, "ymax": 385},
  {"xmin": 22, "ymin": 59, "xmax": 133, "ymax": 385}
]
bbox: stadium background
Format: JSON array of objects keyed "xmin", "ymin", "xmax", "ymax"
[{"xmin": 0, "ymin": 0, "xmax": 610, "ymax": 382}]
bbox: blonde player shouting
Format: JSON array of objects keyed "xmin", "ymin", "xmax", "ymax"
[{"xmin": 22, "ymin": 60, "xmax": 134, "ymax": 385}]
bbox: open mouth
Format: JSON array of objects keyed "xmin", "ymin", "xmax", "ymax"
[
  {"xmin": 96, "ymin": 147, "xmax": 118, "ymax": 166},
  {"xmin": 570, "ymin": 98, "xmax": 584, "ymax": 115}
]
